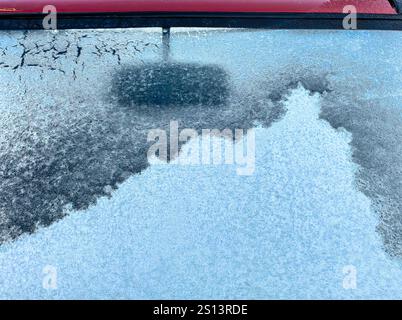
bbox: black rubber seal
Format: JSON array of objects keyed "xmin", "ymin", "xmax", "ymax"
[{"xmin": 0, "ymin": 12, "xmax": 401, "ymax": 31}]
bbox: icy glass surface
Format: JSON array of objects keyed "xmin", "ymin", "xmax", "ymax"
[{"xmin": 0, "ymin": 28, "xmax": 401, "ymax": 299}]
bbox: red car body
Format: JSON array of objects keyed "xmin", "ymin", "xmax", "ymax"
[{"xmin": 0, "ymin": 0, "xmax": 397, "ymax": 15}]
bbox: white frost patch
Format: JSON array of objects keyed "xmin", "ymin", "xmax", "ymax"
[{"xmin": 0, "ymin": 86, "xmax": 401, "ymax": 299}]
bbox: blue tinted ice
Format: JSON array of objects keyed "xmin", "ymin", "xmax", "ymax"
[{"xmin": 0, "ymin": 28, "xmax": 401, "ymax": 299}]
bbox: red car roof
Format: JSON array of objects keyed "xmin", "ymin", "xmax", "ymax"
[{"xmin": 0, "ymin": 0, "xmax": 398, "ymax": 15}]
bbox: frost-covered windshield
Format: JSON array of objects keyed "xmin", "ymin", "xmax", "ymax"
[{"xmin": 0, "ymin": 28, "xmax": 402, "ymax": 299}]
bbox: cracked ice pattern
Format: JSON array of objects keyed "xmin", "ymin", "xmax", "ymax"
[
  {"xmin": 0, "ymin": 28, "xmax": 402, "ymax": 262},
  {"xmin": 0, "ymin": 29, "xmax": 286, "ymax": 242}
]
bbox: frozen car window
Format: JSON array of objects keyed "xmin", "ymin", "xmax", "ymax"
[{"xmin": 0, "ymin": 27, "xmax": 402, "ymax": 299}]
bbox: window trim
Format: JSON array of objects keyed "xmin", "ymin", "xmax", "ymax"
[{"xmin": 0, "ymin": 12, "xmax": 401, "ymax": 31}]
